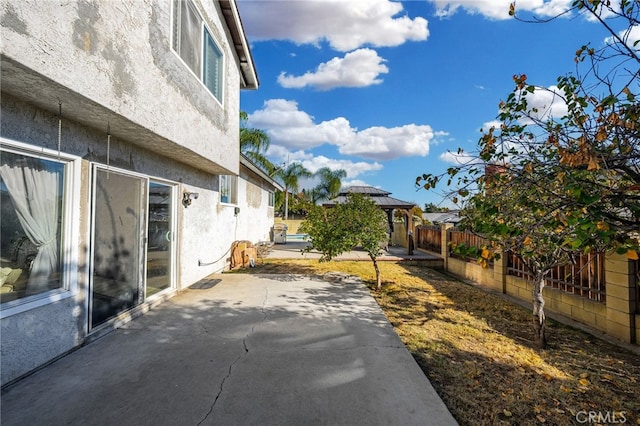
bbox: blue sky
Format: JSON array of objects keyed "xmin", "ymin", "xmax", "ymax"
[{"xmin": 236, "ymin": 0, "xmax": 638, "ymax": 208}]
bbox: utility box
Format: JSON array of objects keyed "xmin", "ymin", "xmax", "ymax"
[{"xmin": 272, "ymin": 223, "xmax": 288, "ymax": 244}]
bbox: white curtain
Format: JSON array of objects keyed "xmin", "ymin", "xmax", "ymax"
[{"xmin": 0, "ymin": 159, "xmax": 60, "ymax": 295}]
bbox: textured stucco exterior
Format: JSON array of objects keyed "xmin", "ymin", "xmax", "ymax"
[
  {"xmin": 0, "ymin": 0, "xmax": 270, "ymax": 386},
  {"xmin": 0, "ymin": 0, "xmax": 240, "ymax": 175},
  {"xmin": 237, "ymin": 163, "xmax": 277, "ymax": 244}
]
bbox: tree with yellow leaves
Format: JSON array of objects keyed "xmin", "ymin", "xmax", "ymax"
[{"xmin": 417, "ymin": 0, "xmax": 639, "ymax": 348}]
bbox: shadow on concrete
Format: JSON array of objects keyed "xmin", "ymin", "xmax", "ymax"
[{"xmin": 1, "ymin": 274, "xmax": 456, "ymax": 426}]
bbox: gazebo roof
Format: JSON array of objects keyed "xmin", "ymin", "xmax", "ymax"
[
  {"xmin": 337, "ymin": 186, "xmax": 391, "ymax": 196},
  {"xmin": 323, "ymin": 186, "xmax": 416, "ymax": 210}
]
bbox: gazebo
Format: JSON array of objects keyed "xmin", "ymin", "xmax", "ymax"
[{"xmin": 323, "ymin": 186, "xmax": 417, "ymax": 253}]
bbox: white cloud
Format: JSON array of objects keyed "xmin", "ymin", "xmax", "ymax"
[
  {"xmin": 248, "ymin": 99, "xmax": 436, "ymax": 161},
  {"xmin": 237, "ymin": 0, "xmax": 429, "ymax": 51},
  {"xmin": 518, "ymin": 85, "xmax": 568, "ymax": 122},
  {"xmin": 277, "ymin": 48, "xmax": 389, "ymax": 90},
  {"xmin": 479, "ymin": 85, "xmax": 568, "ymax": 132},
  {"xmin": 605, "ymin": 24, "xmax": 640, "ymax": 52},
  {"xmin": 342, "ymin": 179, "xmax": 375, "ymax": 188},
  {"xmin": 265, "ymin": 148, "xmax": 383, "ymax": 180},
  {"xmin": 428, "ymin": 0, "xmax": 573, "ymax": 20},
  {"xmin": 343, "ymin": 124, "xmax": 433, "ymax": 159},
  {"xmin": 481, "ymin": 120, "xmax": 502, "ymax": 132},
  {"xmin": 439, "ymin": 150, "xmax": 480, "ymax": 165},
  {"xmin": 300, "ymin": 155, "xmax": 383, "ymax": 177}
]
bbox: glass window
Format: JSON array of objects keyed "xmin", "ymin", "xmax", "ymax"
[
  {"xmin": 173, "ymin": 0, "xmax": 224, "ymax": 102},
  {"xmin": 176, "ymin": 0, "xmax": 201, "ymax": 76},
  {"xmin": 203, "ymin": 28, "xmax": 223, "ymax": 100},
  {"xmin": 1, "ymin": 151, "xmax": 65, "ymax": 304},
  {"xmin": 220, "ymin": 175, "xmax": 237, "ymax": 204},
  {"xmin": 268, "ymin": 191, "xmax": 274, "ymax": 207}
]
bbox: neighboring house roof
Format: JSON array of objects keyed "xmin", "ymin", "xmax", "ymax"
[
  {"xmin": 323, "ymin": 186, "xmax": 416, "ymax": 210},
  {"xmin": 240, "ymin": 153, "xmax": 283, "ymax": 191},
  {"xmin": 219, "ymin": 0, "xmax": 259, "ymax": 90},
  {"xmin": 422, "ymin": 211, "xmax": 461, "ymax": 224},
  {"xmin": 339, "ymin": 186, "xmax": 391, "ymax": 196}
]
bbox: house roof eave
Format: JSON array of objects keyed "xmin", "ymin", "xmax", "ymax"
[
  {"xmin": 240, "ymin": 153, "xmax": 283, "ymax": 191},
  {"xmin": 219, "ymin": 0, "xmax": 259, "ymax": 90}
]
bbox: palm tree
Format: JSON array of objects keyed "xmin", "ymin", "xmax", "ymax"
[
  {"xmin": 239, "ymin": 111, "xmax": 275, "ymax": 173},
  {"xmin": 302, "ymin": 187, "xmax": 324, "ymax": 205},
  {"xmin": 278, "ymin": 162, "xmax": 312, "ymax": 220},
  {"xmin": 314, "ymin": 167, "xmax": 347, "ymax": 202}
]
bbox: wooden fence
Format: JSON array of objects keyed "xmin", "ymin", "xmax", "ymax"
[
  {"xmin": 409, "ymin": 225, "xmax": 638, "ymax": 344},
  {"xmin": 417, "ymin": 226, "xmax": 607, "ymax": 303},
  {"xmin": 415, "ymin": 225, "xmax": 441, "ymax": 253},
  {"xmin": 507, "ymin": 251, "xmax": 606, "ymax": 303}
]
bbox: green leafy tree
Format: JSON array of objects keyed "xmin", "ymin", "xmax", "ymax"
[
  {"xmin": 423, "ymin": 202, "xmax": 450, "ymax": 213},
  {"xmin": 417, "ymin": 0, "xmax": 639, "ymax": 348},
  {"xmin": 300, "ymin": 193, "xmax": 389, "ymax": 289},
  {"xmin": 459, "ymin": 164, "xmax": 614, "ymax": 347},
  {"xmin": 273, "ymin": 190, "xmax": 285, "ymax": 215},
  {"xmin": 411, "ymin": 205, "xmax": 424, "ymax": 225},
  {"xmin": 394, "ymin": 204, "xmax": 424, "ymax": 224},
  {"xmin": 277, "ymin": 162, "xmax": 312, "ymax": 220},
  {"xmin": 301, "ymin": 187, "xmax": 324, "ymax": 205},
  {"xmin": 285, "ymin": 190, "xmax": 313, "ymax": 218},
  {"xmin": 313, "ymin": 167, "xmax": 347, "ymax": 202}
]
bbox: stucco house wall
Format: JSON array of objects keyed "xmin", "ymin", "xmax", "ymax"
[
  {"xmin": 0, "ymin": 0, "xmax": 265, "ymax": 386},
  {"xmin": 1, "ymin": 0, "xmax": 240, "ymax": 175},
  {"xmin": 236, "ymin": 158, "xmax": 279, "ymax": 245}
]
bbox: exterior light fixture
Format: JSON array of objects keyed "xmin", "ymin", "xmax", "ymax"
[{"xmin": 182, "ymin": 191, "xmax": 199, "ymax": 207}]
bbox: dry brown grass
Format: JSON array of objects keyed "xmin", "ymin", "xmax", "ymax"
[{"xmin": 237, "ymin": 259, "xmax": 640, "ymax": 425}]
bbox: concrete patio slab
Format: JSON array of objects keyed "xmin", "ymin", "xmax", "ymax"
[{"xmin": 1, "ymin": 274, "xmax": 456, "ymax": 426}]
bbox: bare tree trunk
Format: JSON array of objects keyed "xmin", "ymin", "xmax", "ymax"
[
  {"xmin": 284, "ymin": 190, "xmax": 289, "ymax": 221},
  {"xmin": 532, "ymin": 273, "xmax": 547, "ymax": 349},
  {"xmin": 373, "ymin": 258, "xmax": 382, "ymax": 290}
]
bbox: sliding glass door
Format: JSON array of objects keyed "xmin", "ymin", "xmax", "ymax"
[
  {"xmin": 91, "ymin": 169, "xmax": 146, "ymax": 328},
  {"xmin": 90, "ymin": 168, "xmax": 177, "ymax": 330},
  {"xmin": 146, "ymin": 182, "xmax": 174, "ymax": 297}
]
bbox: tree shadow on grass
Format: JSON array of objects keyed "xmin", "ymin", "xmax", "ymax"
[{"xmin": 388, "ymin": 263, "xmax": 640, "ymax": 425}]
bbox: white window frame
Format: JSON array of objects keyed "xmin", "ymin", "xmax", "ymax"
[
  {"xmin": 0, "ymin": 138, "xmax": 81, "ymax": 319},
  {"xmin": 145, "ymin": 178, "xmax": 178, "ymax": 301},
  {"xmin": 268, "ymin": 191, "xmax": 275, "ymax": 207},
  {"xmin": 172, "ymin": 0, "xmax": 225, "ymax": 104},
  {"xmin": 87, "ymin": 165, "xmax": 180, "ymax": 332},
  {"xmin": 219, "ymin": 174, "xmax": 237, "ymax": 205}
]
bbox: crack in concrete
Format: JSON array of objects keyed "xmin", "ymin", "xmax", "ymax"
[
  {"xmin": 196, "ymin": 353, "xmax": 243, "ymax": 426},
  {"xmin": 243, "ymin": 287, "xmax": 269, "ymax": 352},
  {"xmin": 197, "ymin": 288, "xmax": 269, "ymax": 425}
]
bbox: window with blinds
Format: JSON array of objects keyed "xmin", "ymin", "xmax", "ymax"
[{"xmin": 172, "ymin": 0, "xmax": 224, "ymax": 102}]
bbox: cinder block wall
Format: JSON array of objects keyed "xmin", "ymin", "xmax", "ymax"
[
  {"xmin": 604, "ymin": 254, "xmax": 636, "ymax": 342},
  {"xmin": 431, "ymin": 225, "xmax": 638, "ymax": 345}
]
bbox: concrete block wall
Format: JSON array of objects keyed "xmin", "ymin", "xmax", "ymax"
[
  {"xmin": 604, "ymin": 254, "xmax": 635, "ymax": 342},
  {"xmin": 447, "ymin": 258, "xmax": 500, "ymax": 291},
  {"xmin": 431, "ymin": 225, "xmax": 638, "ymax": 345},
  {"xmin": 391, "ymin": 222, "xmax": 409, "ymax": 247}
]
